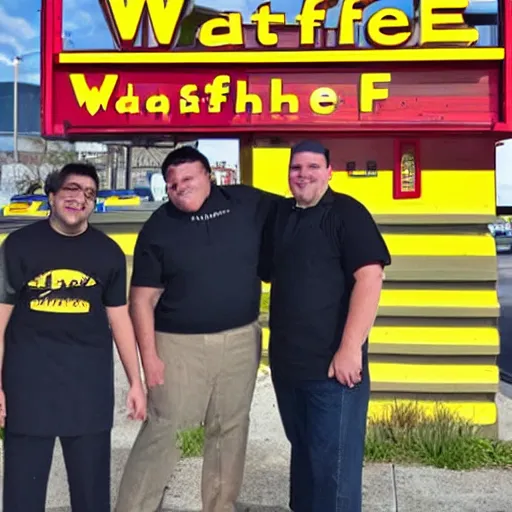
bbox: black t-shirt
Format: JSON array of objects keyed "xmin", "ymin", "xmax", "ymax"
[
  {"xmin": 0, "ymin": 220, "xmax": 127, "ymax": 437},
  {"xmin": 131, "ymin": 184, "xmax": 276, "ymax": 334},
  {"xmin": 265, "ymin": 188, "xmax": 391, "ymax": 381}
]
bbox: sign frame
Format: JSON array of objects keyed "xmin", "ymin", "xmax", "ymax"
[{"xmin": 40, "ymin": 0, "xmax": 512, "ymax": 138}]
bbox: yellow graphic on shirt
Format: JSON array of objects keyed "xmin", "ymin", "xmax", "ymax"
[{"xmin": 27, "ymin": 269, "xmax": 97, "ymax": 314}]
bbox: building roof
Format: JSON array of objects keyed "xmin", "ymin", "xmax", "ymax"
[{"xmin": 0, "ymin": 82, "xmax": 40, "ymax": 135}]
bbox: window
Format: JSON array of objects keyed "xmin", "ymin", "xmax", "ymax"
[{"xmin": 393, "ymin": 139, "xmax": 421, "ymax": 199}]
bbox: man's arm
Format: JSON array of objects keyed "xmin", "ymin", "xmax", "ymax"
[
  {"xmin": 129, "ymin": 227, "xmax": 166, "ymax": 387},
  {"xmin": 329, "ymin": 198, "xmax": 391, "ymax": 386},
  {"xmin": 338, "ymin": 263, "xmax": 384, "ymax": 353},
  {"xmin": 107, "ymin": 305, "xmax": 144, "ymax": 388},
  {"xmin": 256, "ymin": 190, "xmax": 281, "ymax": 283},
  {"xmin": 0, "ymin": 239, "xmax": 16, "ymax": 424},
  {"xmin": 104, "ymin": 245, "xmax": 146, "ymax": 419},
  {"xmin": 129, "ymin": 286, "xmax": 163, "ymax": 363},
  {"xmin": 0, "ymin": 240, "xmax": 15, "ymax": 380}
]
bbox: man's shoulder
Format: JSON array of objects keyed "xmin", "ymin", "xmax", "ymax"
[
  {"xmin": 221, "ymin": 184, "xmax": 282, "ymax": 203},
  {"xmin": 141, "ymin": 202, "xmax": 172, "ymax": 229},
  {"xmin": 87, "ymin": 226, "xmax": 125, "ymax": 256},
  {"xmin": 330, "ymin": 191, "xmax": 365, "ymax": 208},
  {"xmin": 329, "ymin": 192, "xmax": 373, "ymax": 217},
  {"xmin": 221, "ymin": 184, "xmax": 261, "ymax": 201},
  {"xmin": 5, "ymin": 219, "xmax": 48, "ymax": 246}
]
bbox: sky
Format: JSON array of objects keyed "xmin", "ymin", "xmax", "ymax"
[
  {"xmin": 0, "ymin": 0, "xmax": 500, "ymax": 84},
  {"xmin": 0, "ymin": 0, "xmax": 505, "ymax": 186}
]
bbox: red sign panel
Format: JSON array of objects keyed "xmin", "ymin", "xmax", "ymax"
[{"xmin": 46, "ymin": 67, "xmax": 499, "ymax": 137}]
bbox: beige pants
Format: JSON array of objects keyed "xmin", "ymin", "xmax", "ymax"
[{"xmin": 115, "ymin": 321, "xmax": 262, "ymax": 512}]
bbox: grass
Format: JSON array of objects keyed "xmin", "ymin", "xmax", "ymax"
[
  {"xmin": 365, "ymin": 401, "xmax": 512, "ymax": 470},
  {"xmin": 177, "ymin": 425, "xmax": 205, "ymax": 458},
  {"xmin": 253, "ymin": 291, "xmax": 512, "ymax": 470},
  {"xmin": 176, "ymin": 402, "xmax": 512, "ymax": 470}
]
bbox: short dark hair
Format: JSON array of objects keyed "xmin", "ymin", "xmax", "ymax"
[
  {"xmin": 290, "ymin": 140, "xmax": 330, "ymax": 167},
  {"xmin": 161, "ymin": 146, "xmax": 211, "ymax": 179},
  {"xmin": 44, "ymin": 163, "xmax": 100, "ymax": 196}
]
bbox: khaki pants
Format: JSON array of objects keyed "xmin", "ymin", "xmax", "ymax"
[{"xmin": 115, "ymin": 321, "xmax": 262, "ymax": 512}]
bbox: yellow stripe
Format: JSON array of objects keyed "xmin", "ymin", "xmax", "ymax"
[
  {"xmin": 109, "ymin": 234, "xmax": 138, "ymax": 256},
  {"xmin": 380, "ymin": 289, "xmax": 498, "ymax": 309},
  {"xmin": 57, "ymin": 47, "xmax": 505, "ymax": 65},
  {"xmin": 251, "ymin": 147, "xmax": 496, "ymax": 216},
  {"xmin": 370, "ymin": 362, "xmax": 498, "ymax": 386},
  {"xmin": 263, "ymin": 327, "xmax": 499, "ymax": 354},
  {"xmin": 262, "ymin": 326, "xmax": 269, "ymax": 352},
  {"xmin": 0, "ymin": 230, "xmax": 497, "ymax": 258},
  {"xmin": 370, "ymin": 326, "xmax": 499, "ymax": 347},
  {"xmin": 369, "ymin": 400, "xmax": 496, "ymax": 425},
  {"xmin": 252, "ymin": 148, "xmax": 292, "ymax": 197},
  {"xmin": 383, "ymin": 234, "xmax": 495, "ymax": 257},
  {"xmin": 330, "ymin": 170, "xmax": 496, "ymax": 215}
]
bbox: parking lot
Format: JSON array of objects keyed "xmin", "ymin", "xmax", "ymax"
[{"xmin": 498, "ymin": 254, "xmax": 512, "ymax": 382}]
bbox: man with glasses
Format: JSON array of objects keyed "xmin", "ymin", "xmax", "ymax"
[{"xmin": 0, "ymin": 163, "xmax": 147, "ymax": 512}]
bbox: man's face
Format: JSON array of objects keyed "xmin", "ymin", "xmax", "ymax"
[
  {"xmin": 165, "ymin": 161, "xmax": 211, "ymax": 212},
  {"xmin": 50, "ymin": 174, "xmax": 97, "ymax": 227},
  {"xmin": 288, "ymin": 151, "xmax": 332, "ymax": 207}
]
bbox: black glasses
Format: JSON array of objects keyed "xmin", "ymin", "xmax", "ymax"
[{"xmin": 60, "ymin": 183, "xmax": 97, "ymax": 201}]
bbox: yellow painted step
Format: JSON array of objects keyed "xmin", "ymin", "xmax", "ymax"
[
  {"xmin": 108, "ymin": 230, "xmax": 496, "ymax": 258},
  {"xmin": 0, "ymin": 225, "xmax": 496, "ymax": 259},
  {"xmin": 109, "ymin": 233, "xmax": 497, "ymax": 258},
  {"xmin": 261, "ymin": 328, "xmax": 498, "ymax": 391},
  {"xmin": 260, "ymin": 289, "xmax": 499, "ymax": 310},
  {"xmin": 370, "ymin": 362, "xmax": 498, "ymax": 393},
  {"xmin": 383, "ymin": 233, "xmax": 495, "ymax": 257},
  {"xmin": 262, "ymin": 327, "xmax": 500, "ymax": 353},
  {"xmin": 380, "ymin": 289, "xmax": 499, "ymax": 309},
  {"xmin": 369, "ymin": 326, "xmax": 499, "ymax": 355},
  {"xmin": 369, "ymin": 399, "xmax": 496, "ymax": 426}
]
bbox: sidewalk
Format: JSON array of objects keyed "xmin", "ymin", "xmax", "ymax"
[{"xmin": 5, "ymin": 360, "xmax": 512, "ymax": 511}]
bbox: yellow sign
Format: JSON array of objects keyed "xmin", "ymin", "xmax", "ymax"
[
  {"xmin": 100, "ymin": 0, "xmax": 479, "ymax": 51},
  {"xmin": 69, "ymin": 72, "xmax": 393, "ymax": 117}
]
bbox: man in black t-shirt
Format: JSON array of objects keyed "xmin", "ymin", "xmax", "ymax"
[
  {"xmin": 115, "ymin": 147, "xmax": 276, "ymax": 512},
  {"xmin": 0, "ymin": 163, "xmax": 146, "ymax": 512},
  {"xmin": 262, "ymin": 140, "xmax": 391, "ymax": 512}
]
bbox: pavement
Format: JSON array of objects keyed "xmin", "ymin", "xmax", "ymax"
[
  {"xmin": 0, "ymin": 368, "xmax": 509, "ymax": 512},
  {"xmin": 3, "ymin": 255, "xmax": 512, "ymax": 511}
]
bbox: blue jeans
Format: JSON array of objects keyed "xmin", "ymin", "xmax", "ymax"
[{"xmin": 272, "ymin": 365, "xmax": 370, "ymax": 512}]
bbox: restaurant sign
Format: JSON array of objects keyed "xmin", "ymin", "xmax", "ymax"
[
  {"xmin": 50, "ymin": 68, "xmax": 498, "ymax": 135},
  {"xmin": 99, "ymin": 0, "xmax": 479, "ymax": 51},
  {"xmin": 42, "ymin": 0, "xmax": 505, "ymax": 136}
]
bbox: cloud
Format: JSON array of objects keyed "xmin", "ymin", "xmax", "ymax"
[
  {"xmin": 63, "ymin": 9, "xmax": 95, "ymax": 37},
  {"xmin": 0, "ymin": 6, "xmax": 37, "ymax": 40},
  {"xmin": 0, "ymin": 53, "xmax": 13, "ymax": 66},
  {"xmin": 0, "ymin": 34, "xmax": 24, "ymax": 54},
  {"xmin": 199, "ymin": 0, "xmax": 256, "ymax": 19}
]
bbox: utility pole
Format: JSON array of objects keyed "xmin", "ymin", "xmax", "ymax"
[{"xmin": 13, "ymin": 56, "xmax": 20, "ymax": 162}]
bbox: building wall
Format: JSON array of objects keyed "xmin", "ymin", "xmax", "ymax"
[
  {"xmin": 248, "ymin": 135, "xmax": 500, "ymax": 434},
  {"xmin": 0, "ymin": 134, "xmax": 499, "ymax": 433}
]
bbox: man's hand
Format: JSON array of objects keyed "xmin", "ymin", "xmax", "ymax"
[
  {"xmin": 126, "ymin": 382, "xmax": 147, "ymax": 421},
  {"xmin": 328, "ymin": 346, "xmax": 362, "ymax": 388},
  {"xmin": 0, "ymin": 389, "xmax": 6, "ymax": 427},
  {"xmin": 142, "ymin": 353, "xmax": 165, "ymax": 389}
]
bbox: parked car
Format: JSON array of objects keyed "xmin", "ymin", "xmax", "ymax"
[{"xmin": 489, "ymin": 218, "xmax": 512, "ymax": 253}]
